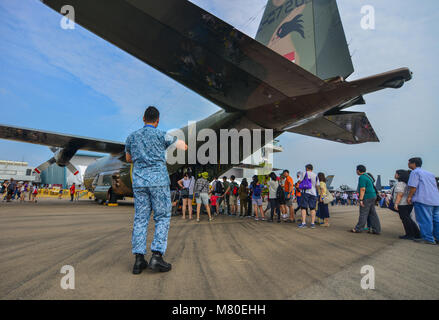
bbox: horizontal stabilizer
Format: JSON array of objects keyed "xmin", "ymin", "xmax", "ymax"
[
  {"xmin": 286, "ymin": 111, "xmax": 379, "ymax": 144},
  {"xmin": 0, "ymin": 124, "xmax": 125, "ymax": 154}
]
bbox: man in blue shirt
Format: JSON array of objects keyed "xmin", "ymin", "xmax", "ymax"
[
  {"xmin": 407, "ymin": 157, "xmax": 439, "ymax": 245},
  {"xmin": 125, "ymin": 106, "xmax": 187, "ymax": 274}
]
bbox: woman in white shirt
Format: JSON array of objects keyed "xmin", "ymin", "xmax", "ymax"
[
  {"xmin": 178, "ymin": 172, "xmax": 195, "ymax": 220},
  {"xmin": 392, "ymin": 170, "xmax": 420, "ymax": 240},
  {"xmin": 267, "ymin": 172, "xmax": 281, "ymax": 223}
]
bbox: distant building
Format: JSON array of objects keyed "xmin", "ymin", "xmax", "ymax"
[
  {"xmin": 0, "ymin": 160, "xmax": 40, "ymax": 183},
  {"xmin": 40, "ymin": 153, "xmax": 103, "ymax": 188}
]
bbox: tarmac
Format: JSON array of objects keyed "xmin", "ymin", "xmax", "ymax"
[{"xmin": 0, "ymin": 198, "xmax": 438, "ymax": 300}]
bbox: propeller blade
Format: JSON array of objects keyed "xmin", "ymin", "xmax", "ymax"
[
  {"xmin": 34, "ymin": 157, "xmax": 56, "ymax": 174},
  {"xmin": 66, "ymin": 162, "xmax": 80, "ymax": 176}
]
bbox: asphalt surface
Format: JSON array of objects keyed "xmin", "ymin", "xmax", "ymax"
[{"xmin": 1, "ymin": 198, "xmax": 438, "ymax": 300}]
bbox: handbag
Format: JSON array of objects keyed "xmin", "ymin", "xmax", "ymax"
[
  {"xmin": 181, "ymin": 188, "xmax": 189, "ymax": 197},
  {"xmin": 322, "ymin": 192, "xmax": 334, "ymax": 205},
  {"xmin": 365, "ymin": 174, "xmax": 381, "ymax": 203}
]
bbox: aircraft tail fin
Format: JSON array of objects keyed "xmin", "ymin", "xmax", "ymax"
[
  {"xmin": 256, "ymin": 0, "xmax": 354, "ymax": 80},
  {"xmin": 326, "ymin": 175, "xmax": 334, "ymax": 189}
]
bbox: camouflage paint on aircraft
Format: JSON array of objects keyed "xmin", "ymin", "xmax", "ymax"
[
  {"xmin": 256, "ymin": 0, "xmax": 315, "ymax": 73},
  {"xmin": 256, "ymin": 0, "xmax": 354, "ymax": 80}
]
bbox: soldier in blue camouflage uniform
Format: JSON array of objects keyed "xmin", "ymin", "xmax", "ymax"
[{"xmin": 125, "ymin": 106, "xmax": 187, "ymax": 274}]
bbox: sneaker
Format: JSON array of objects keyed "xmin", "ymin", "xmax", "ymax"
[
  {"xmin": 196, "ymin": 218, "xmax": 200, "ymax": 222},
  {"xmin": 399, "ymin": 235, "xmax": 410, "ymax": 240},
  {"xmin": 255, "ymin": 217, "xmax": 259, "ymax": 221},
  {"xmin": 209, "ymin": 218, "xmax": 214, "ymax": 222},
  {"xmin": 310, "ymin": 224, "xmax": 316, "ymax": 229},
  {"xmin": 414, "ymin": 239, "xmax": 436, "ymax": 245},
  {"xmin": 298, "ymin": 223, "xmax": 307, "ymax": 228}
]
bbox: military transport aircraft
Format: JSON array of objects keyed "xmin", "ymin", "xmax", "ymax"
[{"xmin": 0, "ymin": 0, "xmax": 412, "ymax": 203}]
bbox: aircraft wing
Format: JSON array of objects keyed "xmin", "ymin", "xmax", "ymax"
[
  {"xmin": 42, "ymin": 0, "xmax": 325, "ymax": 112},
  {"xmin": 0, "ymin": 124, "xmax": 125, "ymax": 154},
  {"xmin": 286, "ymin": 111, "xmax": 379, "ymax": 144}
]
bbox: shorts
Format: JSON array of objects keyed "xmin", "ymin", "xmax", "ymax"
[
  {"xmin": 300, "ymin": 193, "xmax": 317, "ymax": 210},
  {"xmin": 252, "ymin": 198, "xmax": 262, "ymax": 206},
  {"xmin": 210, "ymin": 195, "xmax": 218, "ymax": 206},
  {"xmin": 284, "ymin": 196, "xmax": 293, "ymax": 206},
  {"xmin": 229, "ymin": 195, "xmax": 238, "ymax": 205},
  {"xmin": 196, "ymin": 193, "xmax": 209, "ymax": 205}
]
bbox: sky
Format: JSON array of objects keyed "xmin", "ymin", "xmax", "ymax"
[{"xmin": 0, "ymin": 0, "xmax": 438, "ymax": 188}]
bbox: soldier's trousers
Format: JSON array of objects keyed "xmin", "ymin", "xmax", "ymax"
[{"xmin": 132, "ymin": 186, "xmax": 172, "ymax": 255}]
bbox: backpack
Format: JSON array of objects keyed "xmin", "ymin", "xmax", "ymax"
[
  {"xmin": 299, "ymin": 172, "xmax": 312, "ymax": 190},
  {"xmin": 232, "ymin": 183, "xmax": 238, "ymax": 196},
  {"xmin": 276, "ymin": 184, "xmax": 285, "ymax": 201},
  {"xmin": 252, "ymin": 183, "xmax": 262, "ymax": 197},
  {"xmin": 214, "ymin": 181, "xmax": 223, "ymax": 194}
]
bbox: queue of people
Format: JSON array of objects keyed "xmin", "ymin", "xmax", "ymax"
[
  {"xmin": 1, "ymin": 179, "xmax": 38, "ymax": 203},
  {"xmin": 169, "ymin": 156, "xmax": 439, "ymax": 247},
  {"xmin": 170, "ymin": 165, "xmax": 334, "ymax": 228},
  {"xmin": 349, "ymin": 157, "xmax": 439, "ymax": 246}
]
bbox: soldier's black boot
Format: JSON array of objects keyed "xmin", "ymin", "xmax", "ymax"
[
  {"xmin": 148, "ymin": 251, "xmax": 172, "ymax": 272},
  {"xmin": 132, "ymin": 254, "xmax": 148, "ymax": 275}
]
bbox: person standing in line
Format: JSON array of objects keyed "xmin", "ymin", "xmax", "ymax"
[
  {"xmin": 6, "ymin": 178, "xmax": 16, "ymax": 202},
  {"xmin": 19, "ymin": 183, "xmax": 26, "ymax": 202},
  {"xmin": 221, "ymin": 176, "xmax": 231, "ymax": 215},
  {"xmin": 194, "ymin": 172, "xmax": 213, "ymax": 222},
  {"xmin": 224, "ymin": 175, "xmax": 239, "ymax": 216},
  {"xmin": 392, "ymin": 170, "xmax": 420, "ymax": 240},
  {"xmin": 14, "ymin": 183, "xmax": 21, "ymax": 200},
  {"xmin": 69, "ymin": 183, "xmax": 76, "ymax": 202},
  {"xmin": 282, "ymin": 170, "xmax": 295, "ymax": 223},
  {"xmin": 211, "ymin": 177, "xmax": 223, "ymax": 216},
  {"xmin": 125, "ymin": 106, "xmax": 188, "ymax": 274},
  {"xmin": 28, "ymin": 183, "xmax": 33, "ymax": 201},
  {"xmin": 250, "ymin": 175, "xmax": 265, "ymax": 221},
  {"xmin": 293, "ymin": 172, "xmax": 302, "ymax": 216},
  {"xmin": 238, "ymin": 178, "xmax": 249, "ymax": 218},
  {"xmin": 279, "ymin": 175, "xmax": 287, "ymax": 221},
  {"xmin": 407, "ymin": 157, "xmax": 439, "ymax": 245},
  {"xmin": 317, "ymin": 173, "xmax": 330, "ymax": 227},
  {"xmin": 1, "ymin": 180, "xmax": 7, "ymax": 201},
  {"xmin": 178, "ymin": 172, "xmax": 195, "ymax": 220},
  {"xmin": 350, "ymin": 165, "xmax": 381, "ymax": 234},
  {"xmin": 298, "ymin": 165, "xmax": 319, "ymax": 229},
  {"xmin": 267, "ymin": 172, "xmax": 281, "ymax": 223},
  {"xmin": 31, "ymin": 184, "xmax": 38, "ymax": 203}
]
